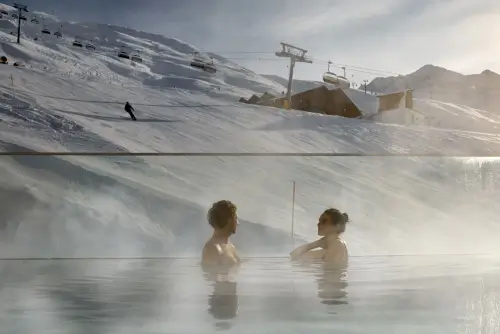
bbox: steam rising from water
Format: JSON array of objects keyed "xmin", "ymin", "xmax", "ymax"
[{"xmin": 0, "ymin": 154, "xmax": 499, "ymax": 258}]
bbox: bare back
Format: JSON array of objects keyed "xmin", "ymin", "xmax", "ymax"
[
  {"xmin": 202, "ymin": 239, "xmax": 241, "ymax": 268},
  {"xmin": 323, "ymin": 238, "xmax": 348, "ymax": 267}
]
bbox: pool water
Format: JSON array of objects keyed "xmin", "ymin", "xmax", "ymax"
[{"xmin": 1, "ymin": 256, "xmax": 500, "ymax": 333}]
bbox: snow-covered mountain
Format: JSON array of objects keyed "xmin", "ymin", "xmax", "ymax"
[
  {"xmin": 0, "ymin": 6, "xmax": 286, "ymax": 100},
  {"xmin": 0, "ymin": 5, "xmax": 500, "ymax": 259},
  {"xmin": 366, "ymin": 64, "xmax": 500, "ymax": 113}
]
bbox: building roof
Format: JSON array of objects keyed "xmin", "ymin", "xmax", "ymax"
[
  {"xmin": 341, "ymin": 88, "xmax": 379, "ymax": 116},
  {"xmin": 287, "ymin": 85, "xmax": 379, "ymax": 117}
]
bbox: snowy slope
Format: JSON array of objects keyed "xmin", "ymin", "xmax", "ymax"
[
  {"xmin": 0, "ymin": 14, "xmax": 285, "ymax": 100},
  {"xmin": 1, "ymin": 8, "xmax": 500, "ymax": 259},
  {"xmin": 413, "ymin": 99, "xmax": 500, "ymax": 133}
]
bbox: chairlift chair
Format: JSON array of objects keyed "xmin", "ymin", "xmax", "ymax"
[
  {"xmin": 131, "ymin": 52, "xmax": 143, "ymax": 63},
  {"xmin": 20, "ymin": 16, "xmax": 26, "ymax": 21},
  {"xmin": 190, "ymin": 52, "xmax": 205, "ymax": 69},
  {"xmin": 190, "ymin": 52, "xmax": 217, "ymax": 73},
  {"xmin": 85, "ymin": 43, "xmax": 96, "ymax": 50},
  {"xmin": 41, "ymin": 26, "xmax": 51, "ymax": 35},
  {"xmin": 0, "ymin": 10, "xmax": 8, "ymax": 15},
  {"xmin": 31, "ymin": 18, "xmax": 39, "ymax": 24},
  {"xmin": 118, "ymin": 51, "xmax": 130, "ymax": 59},
  {"xmin": 322, "ymin": 61, "xmax": 350, "ymax": 88},
  {"xmin": 203, "ymin": 58, "xmax": 217, "ymax": 73},
  {"xmin": 72, "ymin": 38, "xmax": 83, "ymax": 47},
  {"xmin": 323, "ymin": 72, "xmax": 350, "ymax": 88}
]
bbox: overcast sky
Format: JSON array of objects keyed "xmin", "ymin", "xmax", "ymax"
[{"xmin": 10, "ymin": 0, "xmax": 500, "ymax": 82}]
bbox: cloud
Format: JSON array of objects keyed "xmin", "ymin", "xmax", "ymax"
[{"xmin": 266, "ymin": 0, "xmax": 406, "ymax": 38}]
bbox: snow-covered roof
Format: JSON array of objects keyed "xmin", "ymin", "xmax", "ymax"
[{"xmin": 342, "ymin": 88, "xmax": 379, "ymax": 116}]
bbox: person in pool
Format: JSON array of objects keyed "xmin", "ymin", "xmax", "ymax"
[
  {"xmin": 201, "ymin": 200, "xmax": 241, "ymax": 269},
  {"xmin": 290, "ymin": 208, "xmax": 349, "ymax": 266}
]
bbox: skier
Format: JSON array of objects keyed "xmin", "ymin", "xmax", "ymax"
[{"xmin": 124, "ymin": 102, "xmax": 137, "ymax": 121}]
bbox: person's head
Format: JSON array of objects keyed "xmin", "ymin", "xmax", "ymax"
[
  {"xmin": 317, "ymin": 208, "xmax": 349, "ymax": 236},
  {"xmin": 208, "ymin": 200, "xmax": 238, "ymax": 235}
]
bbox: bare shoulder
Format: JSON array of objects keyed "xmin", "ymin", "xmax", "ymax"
[
  {"xmin": 202, "ymin": 241, "xmax": 222, "ymax": 265},
  {"xmin": 323, "ymin": 238, "xmax": 348, "ymax": 263},
  {"xmin": 329, "ymin": 238, "xmax": 348, "ymax": 252}
]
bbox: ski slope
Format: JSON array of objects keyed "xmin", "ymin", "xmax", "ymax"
[{"xmin": 1, "ymin": 7, "xmax": 500, "ymax": 259}]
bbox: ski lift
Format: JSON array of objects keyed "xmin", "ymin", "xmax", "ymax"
[
  {"xmin": 72, "ymin": 37, "xmax": 83, "ymax": 47},
  {"xmin": 11, "ymin": 13, "xmax": 18, "ymax": 18},
  {"xmin": 190, "ymin": 53, "xmax": 205, "ymax": 69},
  {"xmin": 131, "ymin": 51, "xmax": 142, "ymax": 63},
  {"xmin": 118, "ymin": 50, "xmax": 130, "ymax": 59},
  {"xmin": 0, "ymin": 10, "xmax": 8, "ymax": 15},
  {"xmin": 31, "ymin": 18, "xmax": 39, "ymax": 24},
  {"xmin": 85, "ymin": 42, "xmax": 96, "ymax": 50},
  {"xmin": 322, "ymin": 62, "xmax": 350, "ymax": 88},
  {"xmin": 204, "ymin": 59, "xmax": 216, "ymax": 73},
  {"xmin": 20, "ymin": 15, "xmax": 26, "ymax": 21},
  {"xmin": 190, "ymin": 52, "xmax": 216, "ymax": 73},
  {"xmin": 41, "ymin": 26, "xmax": 51, "ymax": 35}
]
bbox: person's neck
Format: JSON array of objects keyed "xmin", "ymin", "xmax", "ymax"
[
  {"xmin": 212, "ymin": 230, "xmax": 230, "ymax": 243},
  {"xmin": 325, "ymin": 233, "xmax": 340, "ymax": 243}
]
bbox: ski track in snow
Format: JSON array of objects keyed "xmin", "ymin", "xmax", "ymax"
[{"xmin": 0, "ymin": 9, "xmax": 499, "ymax": 258}]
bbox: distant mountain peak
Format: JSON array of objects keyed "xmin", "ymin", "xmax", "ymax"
[
  {"xmin": 413, "ymin": 64, "xmax": 454, "ymax": 76},
  {"xmin": 481, "ymin": 69, "xmax": 499, "ymax": 76}
]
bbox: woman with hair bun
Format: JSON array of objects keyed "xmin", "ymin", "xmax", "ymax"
[{"xmin": 290, "ymin": 208, "xmax": 349, "ymax": 266}]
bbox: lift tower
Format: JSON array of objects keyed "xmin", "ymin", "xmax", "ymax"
[
  {"xmin": 275, "ymin": 42, "xmax": 313, "ymax": 108},
  {"xmin": 13, "ymin": 3, "xmax": 28, "ymax": 44}
]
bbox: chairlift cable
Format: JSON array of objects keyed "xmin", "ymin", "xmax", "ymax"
[{"xmin": 202, "ymin": 50, "xmax": 402, "ymax": 76}]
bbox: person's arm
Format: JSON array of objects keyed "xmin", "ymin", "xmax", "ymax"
[{"xmin": 290, "ymin": 238, "xmax": 326, "ymax": 260}]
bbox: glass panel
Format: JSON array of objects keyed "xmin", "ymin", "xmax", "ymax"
[{"xmin": 1, "ymin": 155, "xmax": 499, "ymax": 333}]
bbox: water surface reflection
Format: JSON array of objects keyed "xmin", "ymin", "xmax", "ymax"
[{"xmin": 0, "ymin": 256, "xmax": 499, "ymax": 333}]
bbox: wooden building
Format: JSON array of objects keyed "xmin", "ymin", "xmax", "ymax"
[
  {"xmin": 289, "ymin": 86, "xmax": 362, "ymax": 118},
  {"xmin": 239, "ymin": 86, "xmax": 363, "ymax": 119}
]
